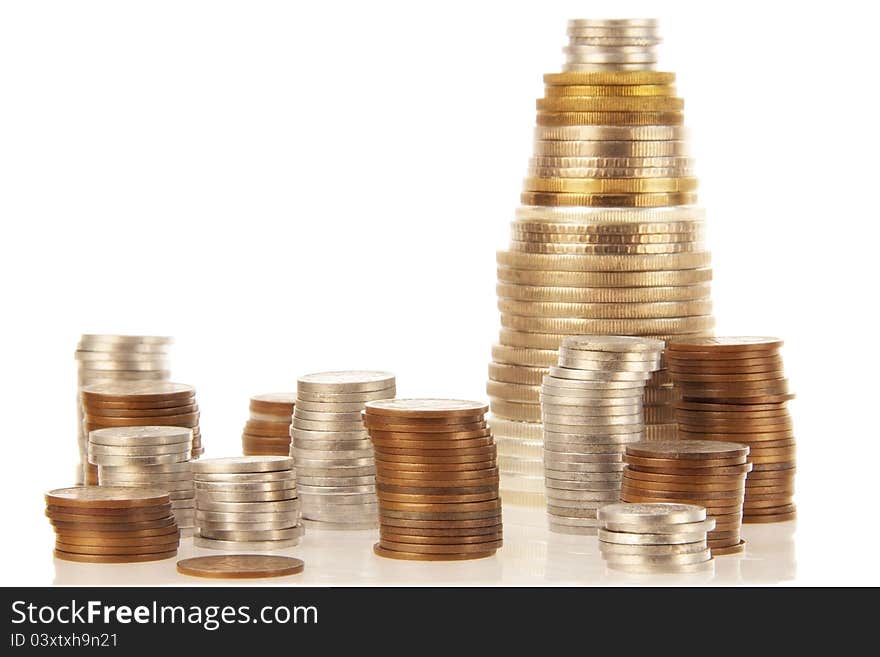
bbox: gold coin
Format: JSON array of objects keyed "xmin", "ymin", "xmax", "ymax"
[
  {"xmin": 500, "ymin": 314, "xmax": 714, "ymax": 335},
  {"xmin": 537, "ymin": 111, "xmax": 684, "ymax": 127},
  {"xmin": 515, "ymin": 205, "xmax": 704, "ymax": 224},
  {"xmin": 498, "ymin": 329, "xmax": 711, "ymax": 350},
  {"xmin": 491, "ymin": 344, "xmax": 559, "ymax": 367},
  {"xmin": 486, "ymin": 381, "xmax": 541, "ymax": 403},
  {"xmin": 530, "ymin": 156, "xmax": 693, "ymax": 170},
  {"xmin": 531, "ymin": 141, "xmax": 689, "ymax": 157},
  {"xmin": 528, "ymin": 166, "xmax": 693, "ymax": 179},
  {"xmin": 489, "ymin": 399, "xmax": 541, "ymax": 422},
  {"xmin": 497, "ymin": 250, "xmax": 711, "ymax": 272},
  {"xmin": 488, "ymin": 363, "xmax": 548, "ymax": 385},
  {"xmin": 497, "ymin": 283, "xmax": 711, "ymax": 303},
  {"xmin": 498, "ymin": 299, "xmax": 712, "ymax": 319},
  {"xmin": 521, "ymin": 191, "xmax": 697, "ymax": 207},
  {"xmin": 524, "ymin": 177, "xmax": 697, "ymax": 194},
  {"xmin": 535, "ymin": 125, "xmax": 687, "ymax": 141},
  {"xmin": 496, "ymin": 266, "xmax": 713, "ymax": 287},
  {"xmin": 537, "ymin": 97, "xmax": 683, "ymax": 111},
  {"xmin": 543, "ymin": 84, "xmax": 676, "ymax": 97},
  {"xmin": 510, "ymin": 241, "xmax": 703, "ymax": 255},
  {"xmin": 544, "ymin": 72, "xmax": 676, "ymax": 86},
  {"xmin": 511, "ymin": 220, "xmax": 704, "ymax": 235}
]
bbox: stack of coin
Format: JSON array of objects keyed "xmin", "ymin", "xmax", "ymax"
[
  {"xmin": 242, "ymin": 393, "xmax": 296, "ymax": 456},
  {"xmin": 80, "ymin": 382, "xmax": 203, "ymax": 485},
  {"xmin": 621, "ymin": 441, "xmax": 751, "ymax": 555},
  {"xmin": 364, "ymin": 399, "xmax": 502, "ymax": 561},
  {"xmin": 291, "ymin": 371, "xmax": 395, "ymax": 530},
  {"xmin": 667, "ymin": 337, "xmax": 796, "ymax": 523},
  {"xmin": 192, "ymin": 457, "xmax": 303, "ymax": 551},
  {"xmin": 45, "ymin": 486, "xmax": 179, "ymax": 563},
  {"xmin": 89, "ymin": 426, "xmax": 195, "ymax": 534},
  {"xmin": 563, "ymin": 19, "xmax": 661, "ymax": 72},
  {"xmin": 597, "ymin": 502, "xmax": 714, "ymax": 573},
  {"xmin": 488, "ymin": 19, "xmax": 716, "ymax": 507},
  {"xmin": 541, "ymin": 336, "xmax": 664, "ymax": 534},
  {"xmin": 75, "ymin": 335, "xmax": 173, "ymax": 484}
]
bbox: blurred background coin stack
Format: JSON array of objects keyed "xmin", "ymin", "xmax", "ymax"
[
  {"xmin": 80, "ymin": 382, "xmax": 203, "ymax": 485},
  {"xmin": 74, "ymin": 335, "xmax": 173, "ymax": 484},
  {"xmin": 45, "ymin": 486, "xmax": 179, "ymax": 563},
  {"xmin": 90, "ymin": 426, "xmax": 195, "ymax": 535},
  {"xmin": 291, "ymin": 371, "xmax": 395, "ymax": 530},
  {"xmin": 488, "ymin": 17, "xmax": 715, "ymax": 507},
  {"xmin": 597, "ymin": 502, "xmax": 714, "ymax": 574},
  {"xmin": 621, "ymin": 441, "xmax": 750, "ymax": 555},
  {"xmin": 192, "ymin": 456, "xmax": 303, "ymax": 551},
  {"xmin": 364, "ymin": 399, "xmax": 502, "ymax": 561},
  {"xmin": 243, "ymin": 393, "xmax": 297, "ymax": 456},
  {"xmin": 541, "ymin": 336, "xmax": 663, "ymax": 534},
  {"xmin": 667, "ymin": 337, "xmax": 796, "ymax": 523}
]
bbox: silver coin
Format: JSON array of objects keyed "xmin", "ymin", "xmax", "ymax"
[
  {"xmin": 293, "ymin": 408, "xmax": 364, "ymax": 422},
  {"xmin": 602, "ymin": 550, "xmax": 712, "ymax": 566},
  {"xmin": 541, "ymin": 412, "xmax": 644, "ymax": 426},
  {"xmin": 564, "ymin": 50, "xmax": 656, "ymax": 64},
  {"xmin": 302, "ymin": 508, "xmax": 378, "ymax": 522},
  {"xmin": 547, "ymin": 513, "xmax": 600, "ymax": 527},
  {"xmin": 548, "ymin": 522, "xmax": 598, "ymax": 535},
  {"xmin": 197, "ymin": 526, "xmax": 305, "ymax": 542},
  {"xmin": 197, "ymin": 519, "xmax": 300, "ymax": 532},
  {"xmin": 197, "ymin": 488, "xmax": 298, "ymax": 503},
  {"xmin": 542, "ymin": 381, "xmax": 646, "ymax": 395},
  {"xmin": 75, "ymin": 348, "xmax": 169, "ymax": 361},
  {"xmin": 297, "ymin": 370, "xmax": 395, "ymax": 393},
  {"xmin": 297, "ymin": 483, "xmax": 376, "ymax": 494},
  {"xmin": 532, "ymin": 126, "xmax": 687, "ymax": 142},
  {"xmin": 291, "ymin": 438, "xmax": 373, "ymax": 451},
  {"xmin": 78, "ymin": 359, "xmax": 170, "ymax": 372},
  {"xmin": 563, "ymin": 63, "xmax": 657, "ymax": 72},
  {"xmin": 293, "ymin": 447, "xmax": 374, "ymax": 460},
  {"xmin": 195, "ymin": 499, "xmax": 300, "ymax": 514},
  {"xmin": 545, "ymin": 479, "xmax": 621, "ymax": 492},
  {"xmin": 98, "ymin": 469, "xmax": 193, "ymax": 483},
  {"xmin": 247, "ymin": 411, "xmax": 291, "ymax": 423},
  {"xmin": 543, "ymin": 461, "xmax": 625, "ymax": 473},
  {"xmin": 88, "ymin": 426, "xmax": 192, "ymax": 446},
  {"xmin": 546, "ymin": 488, "xmax": 621, "ymax": 502},
  {"xmin": 291, "ymin": 428, "xmax": 369, "ymax": 442},
  {"xmin": 98, "ymin": 461, "xmax": 192, "ymax": 474},
  {"xmin": 192, "ymin": 456, "xmax": 293, "ymax": 474},
  {"xmin": 89, "ymin": 452, "xmax": 190, "ymax": 466},
  {"xmin": 293, "ymin": 399, "xmax": 367, "ymax": 413},
  {"xmin": 544, "ymin": 422, "xmax": 644, "ymax": 435},
  {"xmin": 556, "ymin": 358, "xmax": 660, "ymax": 374},
  {"xmin": 598, "ymin": 540, "xmax": 708, "ymax": 556},
  {"xmin": 295, "ymin": 388, "xmax": 396, "ymax": 404},
  {"xmin": 568, "ymin": 37, "xmax": 661, "ymax": 47},
  {"xmin": 196, "ymin": 510, "xmax": 300, "ymax": 524},
  {"xmin": 538, "ymin": 394, "xmax": 645, "ymax": 407},
  {"xmin": 291, "ymin": 418, "xmax": 366, "ymax": 432},
  {"xmin": 544, "ymin": 441, "xmax": 626, "ymax": 454},
  {"xmin": 541, "ymin": 450, "xmax": 622, "ymax": 463},
  {"xmin": 193, "ymin": 535, "xmax": 303, "ymax": 551},
  {"xmin": 301, "ymin": 518, "xmax": 378, "ymax": 531},
  {"xmin": 88, "ymin": 442, "xmax": 191, "ymax": 457},
  {"xmin": 598, "ymin": 502, "xmax": 707, "ymax": 526},
  {"xmin": 558, "ymin": 348, "xmax": 662, "ymax": 363},
  {"xmin": 294, "ymin": 457, "xmax": 376, "ymax": 468},
  {"xmin": 194, "ymin": 479, "xmax": 296, "ymax": 492},
  {"xmin": 298, "ymin": 492, "xmax": 377, "ymax": 505},
  {"xmin": 296, "ymin": 475, "xmax": 375, "ymax": 487},
  {"xmin": 547, "ymin": 504, "xmax": 600, "ymax": 517},
  {"xmin": 563, "ymin": 336, "xmax": 665, "ymax": 353},
  {"xmin": 543, "ymin": 432, "xmax": 642, "ymax": 444},
  {"xmin": 544, "ymin": 470, "xmax": 622, "ymax": 483},
  {"xmin": 598, "ymin": 529, "xmax": 708, "ymax": 545},
  {"xmin": 603, "ymin": 518, "xmax": 717, "ymax": 535},
  {"xmin": 540, "ymin": 403, "xmax": 642, "ymax": 417},
  {"xmin": 168, "ymin": 489, "xmax": 195, "ymax": 500},
  {"xmin": 193, "ymin": 470, "xmax": 295, "ymax": 483},
  {"xmin": 549, "ymin": 367, "xmax": 653, "ymax": 383},
  {"xmin": 294, "ymin": 465, "xmax": 376, "ymax": 478}
]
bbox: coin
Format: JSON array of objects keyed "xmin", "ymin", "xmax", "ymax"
[
  {"xmin": 177, "ymin": 555, "xmax": 303, "ymax": 579},
  {"xmin": 46, "ymin": 486, "xmax": 171, "ymax": 509},
  {"xmin": 192, "ymin": 456, "xmax": 293, "ymax": 474},
  {"xmin": 193, "ymin": 536, "xmax": 302, "ymax": 551},
  {"xmin": 364, "ymin": 399, "xmax": 489, "ymax": 418},
  {"xmin": 297, "ymin": 370, "xmax": 395, "ymax": 393}
]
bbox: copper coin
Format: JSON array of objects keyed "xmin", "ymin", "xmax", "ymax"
[
  {"xmin": 85, "ymin": 412, "xmax": 200, "ymax": 427},
  {"xmin": 369, "ymin": 437, "xmax": 493, "ymax": 450},
  {"xmin": 620, "ymin": 485, "xmax": 743, "ymax": 500},
  {"xmin": 667, "ymin": 337, "xmax": 782, "ymax": 353},
  {"xmin": 743, "ymin": 503, "xmax": 796, "ymax": 515},
  {"xmin": 364, "ymin": 399, "xmax": 488, "ymax": 419},
  {"xmin": 744, "ymin": 484, "xmax": 795, "ymax": 496},
  {"xmin": 249, "ymin": 393, "xmax": 297, "ymax": 413},
  {"xmin": 620, "ymin": 476, "xmax": 743, "ymax": 493},
  {"xmin": 379, "ymin": 505, "xmax": 501, "ymax": 519},
  {"xmin": 682, "ymin": 393, "xmax": 795, "ymax": 405},
  {"xmin": 45, "ymin": 503, "xmax": 173, "ymax": 517},
  {"xmin": 379, "ymin": 523, "xmax": 502, "ymax": 537},
  {"xmin": 748, "ymin": 444, "xmax": 798, "ymax": 456},
  {"xmin": 377, "ymin": 491, "xmax": 498, "ymax": 504},
  {"xmin": 378, "ymin": 538, "xmax": 502, "ymax": 554},
  {"xmin": 177, "ymin": 555, "xmax": 304, "ymax": 579},
  {"xmin": 379, "ymin": 531, "xmax": 503, "ymax": 545},
  {"xmin": 675, "ymin": 400, "xmax": 789, "ymax": 413},
  {"xmin": 53, "ymin": 526, "xmax": 180, "ymax": 540},
  {"xmin": 678, "ymin": 428, "xmax": 794, "ymax": 441},
  {"xmin": 706, "ymin": 540, "xmax": 746, "ymax": 556},
  {"xmin": 54, "ymin": 549, "xmax": 177, "ymax": 563},
  {"xmin": 378, "ymin": 482, "xmax": 497, "ymax": 494},
  {"xmin": 364, "ymin": 420, "xmax": 487, "ymax": 433},
  {"xmin": 46, "ymin": 509, "xmax": 173, "ymax": 523},
  {"xmin": 374, "ymin": 460, "xmax": 497, "ymax": 473},
  {"xmin": 672, "ymin": 371, "xmax": 786, "ymax": 383},
  {"xmin": 50, "ymin": 517, "xmax": 177, "ymax": 532},
  {"xmin": 625, "ymin": 463, "xmax": 752, "ymax": 476},
  {"xmin": 55, "ymin": 540, "xmax": 179, "ymax": 555},
  {"xmin": 669, "ymin": 362, "xmax": 784, "ymax": 374},
  {"xmin": 46, "ymin": 486, "xmax": 170, "ymax": 509},
  {"xmin": 374, "ymin": 449, "xmax": 496, "ymax": 464},
  {"xmin": 84, "ymin": 396, "xmax": 195, "ymax": 411},
  {"xmin": 379, "ymin": 516, "xmax": 501, "ymax": 530},
  {"xmin": 750, "ymin": 453, "xmax": 797, "ymax": 465},
  {"xmin": 245, "ymin": 419, "xmax": 294, "ymax": 431},
  {"xmin": 243, "ymin": 447, "xmax": 289, "ymax": 456},
  {"xmin": 742, "ymin": 510, "xmax": 796, "ymax": 523},
  {"xmin": 54, "ymin": 531, "xmax": 180, "ymax": 547},
  {"xmin": 747, "ymin": 467, "xmax": 796, "ymax": 479},
  {"xmin": 674, "ymin": 408, "xmax": 790, "ymax": 420},
  {"xmin": 243, "ymin": 426, "xmax": 292, "ymax": 439},
  {"xmin": 242, "ymin": 436, "xmax": 290, "ymax": 447},
  {"xmin": 624, "ymin": 455, "xmax": 747, "ymax": 469},
  {"xmin": 743, "ymin": 498, "xmax": 795, "ymax": 510},
  {"xmin": 751, "ymin": 460, "xmax": 797, "ymax": 471},
  {"xmin": 622, "ymin": 468, "xmax": 748, "ymax": 485},
  {"xmin": 676, "ymin": 419, "xmax": 793, "ymax": 432},
  {"xmin": 367, "ymin": 428, "xmax": 491, "ymax": 441},
  {"xmin": 677, "ymin": 377, "xmax": 789, "ymax": 391},
  {"xmin": 363, "ymin": 413, "xmax": 486, "ymax": 426},
  {"xmin": 374, "ymin": 446, "xmax": 494, "ymax": 458},
  {"xmin": 85, "ymin": 404, "xmax": 199, "ymax": 418},
  {"xmin": 625, "ymin": 440, "xmax": 749, "ymax": 460},
  {"xmin": 81, "ymin": 381, "xmax": 194, "ymax": 402},
  {"xmin": 376, "ymin": 468, "xmax": 499, "ymax": 482},
  {"xmin": 376, "ymin": 476, "xmax": 499, "ymax": 488},
  {"xmin": 372, "ymin": 543, "xmax": 496, "ymax": 561}
]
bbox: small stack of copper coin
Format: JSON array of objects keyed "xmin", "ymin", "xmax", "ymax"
[
  {"xmin": 666, "ymin": 337, "xmax": 796, "ymax": 523},
  {"xmin": 243, "ymin": 393, "xmax": 296, "ymax": 456},
  {"xmin": 45, "ymin": 486, "xmax": 179, "ymax": 563},
  {"xmin": 80, "ymin": 382, "xmax": 203, "ymax": 484},
  {"xmin": 621, "ymin": 440, "xmax": 751, "ymax": 555},
  {"xmin": 363, "ymin": 399, "xmax": 502, "ymax": 561}
]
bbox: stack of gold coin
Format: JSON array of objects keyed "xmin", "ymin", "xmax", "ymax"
[
  {"xmin": 563, "ymin": 19, "xmax": 661, "ymax": 72},
  {"xmin": 541, "ymin": 336, "xmax": 664, "ymax": 534},
  {"xmin": 489, "ymin": 18, "xmax": 715, "ymax": 506},
  {"xmin": 242, "ymin": 393, "xmax": 296, "ymax": 456},
  {"xmin": 45, "ymin": 486, "xmax": 179, "ymax": 563},
  {"xmin": 621, "ymin": 441, "xmax": 751, "ymax": 555},
  {"xmin": 364, "ymin": 399, "xmax": 502, "ymax": 561},
  {"xmin": 597, "ymin": 502, "xmax": 715, "ymax": 574},
  {"xmin": 74, "ymin": 335, "xmax": 173, "ymax": 485},
  {"xmin": 292, "ymin": 371, "xmax": 395, "ymax": 530},
  {"xmin": 89, "ymin": 426, "xmax": 195, "ymax": 534},
  {"xmin": 667, "ymin": 337, "xmax": 796, "ymax": 523},
  {"xmin": 80, "ymin": 382, "xmax": 203, "ymax": 485}
]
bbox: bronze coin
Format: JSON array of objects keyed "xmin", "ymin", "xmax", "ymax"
[
  {"xmin": 625, "ymin": 441, "xmax": 749, "ymax": 460},
  {"xmin": 372, "ymin": 543, "xmax": 496, "ymax": 561},
  {"xmin": 751, "ymin": 461, "xmax": 796, "ymax": 472},
  {"xmin": 675, "ymin": 400, "xmax": 789, "ymax": 413},
  {"xmin": 707, "ymin": 540, "xmax": 746, "ymax": 556},
  {"xmin": 177, "ymin": 555, "xmax": 304, "ymax": 579},
  {"xmin": 374, "ymin": 445, "xmax": 494, "ymax": 458},
  {"xmin": 678, "ymin": 428, "xmax": 794, "ymax": 441},
  {"xmin": 81, "ymin": 382, "xmax": 195, "ymax": 403},
  {"xmin": 377, "ymin": 483, "xmax": 497, "ymax": 495},
  {"xmin": 243, "ymin": 426, "xmax": 292, "ymax": 439},
  {"xmin": 682, "ymin": 393, "xmax": 795, "ymax": 404},
  {"xmin": 622, "ymin": 468, "xmax": 746, "ymax": 485},
  {"xmin": 625, "ymin": 463, "xmax": 752, "ymax": 476},
  {"xmin": 744, "ymin": 484, "xmax": 795, "ymax": 496},
  {"xmin": 676, "ymin": 420, "xmax": 794, "ymax": 433},
  {"xmin": 54, "ymin": 549, "xmax": 177, "ymax": 563},
  {"xmin": 369, "ymin": 437, "xmax": 494, "ymax": 450},
  {"xmin": 620, "ymin": 485, "xmax": 744, "ymax": 501},
  {"xmin": 379, "ymin": 531, "xmax": 503, "ymax": 545},
  {"xmin": 364, "ymin": 420, "xmax": 487, "ymax": 433},
  {"xmin": 379, "ymin": 522, "xmax": 502, "ymax": 537},
  {"xmin": 363, "ymin": 412, "xmax": 486, "ymax": 425},
  {"xmin": 378, "ymin": 538, "xmax": 502, "ymax": 554},
  {"xmin": 624, "ymin": 455, "xmax": 748, "ymax": 469},
  {"xmin": 54, "ymin": 531, "xmax": 180, "ymax": 547},
  {"xmin": 743, "ymin": 497, "xmax": 795, "ymax": 510},
  {"xmin": 375, "ymin": 468, "xmax": 499, "ymax": 482},
  {"xmin": 374, "ymin": 449, "xmax": 496, "ymax": 464},
  {"xmin": 84, "ymin": 396, "xmax": 196, "ymax": 411},
  {"xmin": 742, "ymin": 510, "xmax": 796, "ymax": 523},
  {"xmin": 85, "ymin": 412, "xmax": 200, "ymax": 427},
  {"xmin": 377, "ymin": 491, "xmax": 499, "ymax": 504},
  {"xmin": 249, "ymin": 393, "xmax": 297, "ymax": 412},
  {"xmin": 743, "ymin": 503, "xmax": 796, "ymax": 515},
  {"xmin": 375, "ymin": 460, "xmax": 497, "ymax": 473},
  {"xmin": 242, "ymin": 446, "xmax": 290, "ymax": 456},
  {"xmin": 674, "ymin": 408, "xmax": 790, "ymax": 420},
  {"xmin": 379, "ymin": 499, "xmax": 501, "ymax": 513},
  {"xmin": 666, "ymin": 337, "xmax": 782, "ymax": 353},
  {"xmin": 45, "ymin": 503, "xmax": 173, "ymax": 517},
  {"xmin": 363, "ymin": 400, "xmax": 488, "ymax": 419},
  {"xmin": 620, "ymin": 493, "xmax": 742, "ymax": 512},
  {"xmin": 376, "ymin": 475, "xmax": 499, "ymax": 488},
  {"xmin": 50, "ymin": 517, "xmax": 177, "ymax": 532},
  {"xmin": 367, "ymin": 428, "xmax": 491, "ymax": 441},
  {"xmin": 672, "ymin": 371, "xmax": 786, "ymax": 383},
  {"xmin": 84, "ymin": 404, "xmax": 199, "ymax": 418},
  {"xmin": 46, "ymin": 486, "xmax": 170, "ymax": 509},
  {"xmin": 46, "ymin": 509, "xmax": 173, "ymax": 523},
  {"xmin": 53, "ymin": 526, "xmax": 180, "ymax": 540},
  {"xmin": 669, "ymin": 362, "xmax": 784, "ymax": 375},
  {"xmin": 55, "ymin": 540, "xmax": 179, "ymax": 555},
  {"xmin": 620, "ymin": 475, "xmax": 743, "ymax": 493},
  {"xmin": 379, "ymin": 516, "xmax": 502, "ymax": 530}
]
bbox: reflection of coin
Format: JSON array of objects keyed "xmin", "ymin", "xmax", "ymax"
[{"xmin": 177, "ymin": 555, "xmax": 304, "ymax": 579}]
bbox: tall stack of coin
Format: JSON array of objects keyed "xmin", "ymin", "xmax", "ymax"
[
  {"xmin": 75, "ymin": 335, "xmax": 173, "ymax": 484},
  {"xmin": 90, "ymin": 426, "xmax": 195, "ymax": 534},
  {"xmin": 667, "ymin": 337, "xmax": 796, "ymax": 523},
  {"xmin": 364, "ymin": 399, "xmax": 502, "ymax": 561},
  {"xmin": 80, "ymin": 382, "xmax": 203, "ymax": 486},
  {"xmin": 192, "ymin": 457, "xmax": 303, "ymax": 551},
  {"xmin": 541, "ymin": 336, "xmax": 664, "ymax": 534},
  {"xmin": 597, "ymin": 502, "xmax": 714, "ymax": 573},
  {"xmin": 45, "ymin": 486, "xmax": 179, "ymax": 563},
  {"xmin": 488, "ymin": 18, "xmax": 715, "ymax": 506},
  {"xmin": 621, "ymin": 441, "xmax": 750, "ymax": 555},
  {"xmin": 291, "ymin": 371, "xmax": 395, "ymax": 530},
  {"xmin": 242, "ymin": 393, "xmax": 296, "ymax": 456}
]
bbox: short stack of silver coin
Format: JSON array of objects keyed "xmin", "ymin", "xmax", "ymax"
[
  {"xmin": 192, "ymin": 456, "xmax": 303, "ymax": 550},
  {"xmin": 598, "ymin": 502, "xmax": 715, "ymax": 573},
  {"xmin": 563, "ymin": 19, "xmax": 661, "ymax": 72},
  {"xmin": 541, "ymin": 335, "xmax": 664, "ymax": 534},
  {"xmin": 74, "ymin": 335, "xmax": 173, "ymax": 484},
  {"xmin": 291, "ymin": 371, "xmax": 395, "ymax": 530},
  {"xmin": 90, "ymin": 426, "xmax": 195, "ymax": 534}
]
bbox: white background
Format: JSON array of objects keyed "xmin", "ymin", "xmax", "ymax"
[{"xmin": 1, "ymin": 0, "xmax": 878, "ymax": 585}]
